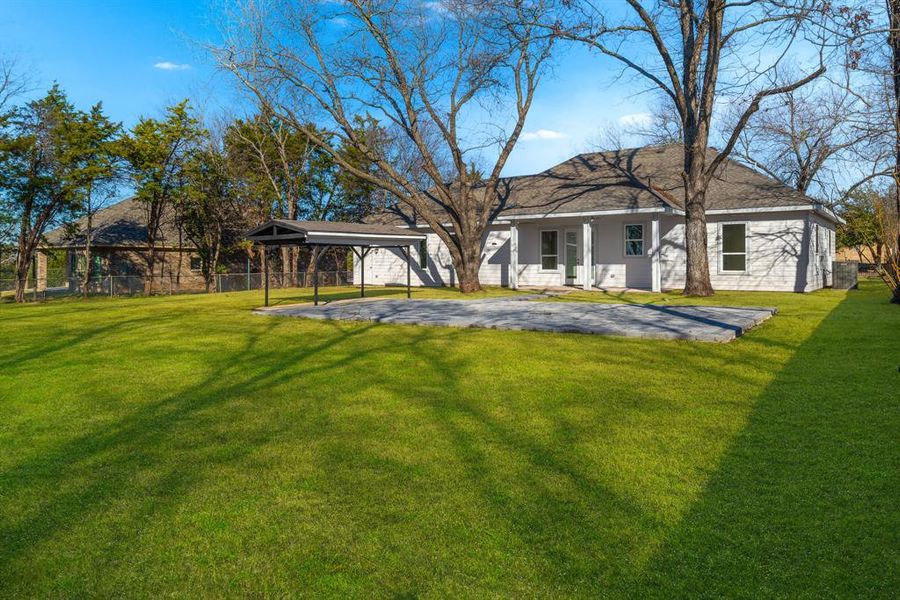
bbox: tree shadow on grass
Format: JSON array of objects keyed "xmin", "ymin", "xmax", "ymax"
[
  {"xmin": 350, "ymin": 329, "xmax": 782, "ymax": 595},
  {"xmin": 631, "ymin": 290, "xmax": 900, "ymax": 598},
  {"xmin": 4, "ymin": 287, "xmax": 893, "ymax": 596},
  {"xmin": 0, "ymin": 315, "xmax": 161, "ymax": 372},
  {"xmin": 267, "ymin": 286, "xmax": 413, "ymax": 307},
  {"xmin": 0, "ymin": 312, "xmax": 451, "ymax": 594},
  {"xmin": 343, "ymin": 288, "xmax": 895, "ymax": 596}
]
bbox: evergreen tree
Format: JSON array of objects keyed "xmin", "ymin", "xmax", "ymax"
[
  {"xmin": 64, "ymin": 103, "xmax": 122, "ymax": 295},
  {"xmin": 119, "ymin": 101, "xmax": 203, "ymax": 293},
  {"xmin": 0, "ymin": 85, "xmax": 85, "ymax": 302}
]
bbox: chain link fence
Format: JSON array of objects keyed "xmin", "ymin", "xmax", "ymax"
[{"xmin": 1, "ymin": 270, "xmax": 352, "ymax": 301}]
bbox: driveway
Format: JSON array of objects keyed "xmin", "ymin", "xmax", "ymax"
[{"xmin": 254, "ymin": 296, "xmax": 776, "ymax": 342}]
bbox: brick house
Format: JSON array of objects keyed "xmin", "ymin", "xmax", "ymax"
[{"xmin": 40, "ymin": 197, "xmax": 207, "ymax": 293}]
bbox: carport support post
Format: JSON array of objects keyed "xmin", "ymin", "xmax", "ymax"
[
  {"xmin": 402, "ymin": 245, "xmax": 411, "ymax": 298},
  {"xmin": 314, "ymin": 245, "xmax": 319, "ymax": 306},
  {"xmin": 263, "ymin": 246, "xmax": 269, "ymax": 307},
  {"xmin": 351, "ymin": 246, "xmax": 368, "ymax": 299}
]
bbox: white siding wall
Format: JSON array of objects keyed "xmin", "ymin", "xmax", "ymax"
[
  {"xmin": 515, "ymin": 221, "xmax": 574, "ymax": 287},
  {"xmin": 353, "ymin": 227, "xmax": 510, "ymax": 287},
  {"xmin": 355, "ymin": 211, "xmax": 837, "ymax": 292},
  {"xmin": 807, "ymin": 213, "xmax": 836, "ymax": 289},
  {"xmin": 591, "ymin": 216, "xmax": 653, "ymax": 289},
  {"xmin": 659, "ymin": 211, "xmax": 835, "ymax": 292}
]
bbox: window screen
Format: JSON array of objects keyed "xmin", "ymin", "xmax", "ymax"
[
  {"xmin": 418, "ymin": 239, "xmax": 428, "ymax": 268},
  {"xmin": 624, "ymin": 224, "xmax": 644, "ymax": 256},
  {"xmin": 721, "ymin": 224, "xmax": 747, "ymax": 272},
  {"xmin": 541, "ymin": 231, "xmax": 558, "ymax": 270}
]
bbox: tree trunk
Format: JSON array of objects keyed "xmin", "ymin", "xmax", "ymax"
[
  {"xmin": 890, "ymin": 0, "xmax": 900, "ymax": 301},
  {"xmin": 210, "ymin": 241, "xmax": 221, "ymax": 293},
  {"xmin": 14, "ymin": 216, "xmax": 32, "ymax": 303},
  {"xmin": 144, "ymin": 250, "xmax": 156, "ymax": 295},
  {"xmin": 305, "ymin": 246, "xmax": 319, "ymax": 288},
  {"xmin": 280, "ymin": 246, "xmax": 292, "ymax": 287},
  {"xmin": 14, "ymin": 251, "xmax": 29, "ymax": 303},
  {"xmin": 683, "ymin": 188, "xmax": 714, "ymax": 297},
  {"xmin": 175, "ymin": 219, "xmax": 184, "ymax": 292},
  {"xmin": 456, "ymin": 237, "xmax": 483, "ymax": 293},
  {"xmin": 82, "ymin": 205, "xmax": 92, "ymax": 299}
]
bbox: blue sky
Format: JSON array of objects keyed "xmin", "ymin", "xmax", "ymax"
[{"xmin": 1, "ymin": 0, "xmax": 655, "ymax": 176}]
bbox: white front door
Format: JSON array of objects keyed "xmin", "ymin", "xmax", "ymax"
[{"xmin": 564, "ymin": 230, "xmax": 578, "ymax": 285}]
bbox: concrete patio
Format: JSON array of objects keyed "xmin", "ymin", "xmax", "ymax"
[{"xmin": 253, "ymin": 296, "xmax": 776, "ymax": 342}]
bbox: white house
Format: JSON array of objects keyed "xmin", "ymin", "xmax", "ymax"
[{"xmin": 356, "ymin": 145, "xmax": 841, "ymax": 293}]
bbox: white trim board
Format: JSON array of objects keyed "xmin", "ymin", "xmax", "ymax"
[{"xmin": 391, "ymin": 204, "xmax": 843, "ymax": 229}]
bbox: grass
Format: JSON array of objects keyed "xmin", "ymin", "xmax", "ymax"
[{"xmin": 0, "ymin": 281, "xmax": 897, "ymax": 598}]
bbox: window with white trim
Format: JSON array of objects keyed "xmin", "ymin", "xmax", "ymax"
[
  {"xmin": 624, "ymin": 224, "xmax": 644, "ymax": 256},
  {"xmin": 418, "ymin": 239, "xmax": 427, "ymax": 268},
  {"xmin": 540, "ymin": 230, "xmax": 558, "ymax": 270},
  {"xmin": 721, "ymin": 223, "xmax": 747, "ymax": 272}
]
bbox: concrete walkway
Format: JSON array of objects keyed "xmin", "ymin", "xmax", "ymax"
[{"xmin": 254, "ymin": 297, "xmax": 776, "ymax": 342}]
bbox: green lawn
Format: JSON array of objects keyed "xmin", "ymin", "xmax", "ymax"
[{"xmin": 0, "ymin": 282, "xmax": 897, "ymax": 598}]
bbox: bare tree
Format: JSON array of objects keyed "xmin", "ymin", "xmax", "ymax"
[
  {"xmin": 215, "ymin": 0, "xmax": 554, "ymax": 292},
  {"xmin": 555, "ymin": 1, "xmax": 827, "ymax": 295},
  {"xmin": 225, "ymin": 113, "xmax": 316, "ymax": 285},
  {"xmin": 0, "ymin": 55, "xmax": 30, "ymax": 114},
  {"xmin": 888, "ymin": 0, "xmax": 900, "ymax": 298},
  {"xmin": 831, "ymin": 0, "xmax": 900, "ymax": 301},
  {"xmin": 727, "ymin": 69, "xmax": 875, "ymax": 200},
  {"xmin": 626, "ymin": 93, "xmax": 684, "ymax": 146},
  {"xmin": 0, "ymin": 54, "xmax": 30, "ymax": 271},
  {"xmin": 586, "ymin": 92, "xmax": 682, "ymax": 152}
]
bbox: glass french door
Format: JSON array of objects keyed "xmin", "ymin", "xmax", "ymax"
[{"xmin": 565, "ymin": 230, "xmax": 578, "ymax": 283}]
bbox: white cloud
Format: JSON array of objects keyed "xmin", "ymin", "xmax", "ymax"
[
  {"xmin": 617, "ymin": 112, "xmax": 652, "ymax": 127},
  {"xmin": 154, "ymin": 61, "xmax": 191, "ymax": 71},
  {"xmin": 520, "ymin": 129, "xmax": 568, "ymax": 142}
]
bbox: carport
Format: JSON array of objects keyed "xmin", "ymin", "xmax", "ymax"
[{"xmin": 245, "ymin": 219, "xmax": 426, "ymax": 306}]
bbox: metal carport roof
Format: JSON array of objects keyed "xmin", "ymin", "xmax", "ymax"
[
  {"xmin": 246, "ymin": 219, "xmax": 425, "ymax": 247},
  {"xmin": 245, "ymin": 220, "xmax": 426, "ymax": 306}
]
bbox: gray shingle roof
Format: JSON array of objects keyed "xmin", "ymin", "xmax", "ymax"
[
  {"xmin": 372, "ymin": 144, "xmax": 820, "ymax": 224},
  {"xmin": 43, "ymin": 197, "xmax": 194, "ymax": 249}
]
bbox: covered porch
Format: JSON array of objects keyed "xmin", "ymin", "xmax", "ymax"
[{"xmin": 504, "ymin": 212, "xmax": 666, "ymax": 293}]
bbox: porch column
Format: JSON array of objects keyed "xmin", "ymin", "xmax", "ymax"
[
  {"xmin": 651, "ymin": 215, "xmax": 661, "ymax": 292},
  {"xmin": 509, "ymin": 222, "xmax": 518, "ymax": 290},
  {"xmin": 582, "ymin": 219, "xmax": 593, "ymax": 291}
]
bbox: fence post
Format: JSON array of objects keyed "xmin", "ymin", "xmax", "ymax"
[{"xmin": 109, "ymin": 274, "xmax": 113, "ymax": 298}]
